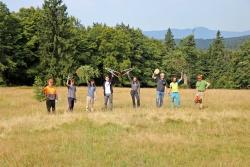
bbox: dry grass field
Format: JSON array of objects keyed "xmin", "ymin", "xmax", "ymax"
[{"xmin": 0, "ymin": 87, "xmax": 249, "ymax": 167}]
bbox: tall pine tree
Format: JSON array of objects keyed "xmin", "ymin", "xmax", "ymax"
[
  {"xmin": 207, "ymin": 31, "xmax": 233, "ymax": 88},
  {"xmin": 164, "ymin": 28, "xmax": 175, "ymax": 51},
  {"xmin": 38, "ymin": 0, "xmax": 76, "ymax": 84}
]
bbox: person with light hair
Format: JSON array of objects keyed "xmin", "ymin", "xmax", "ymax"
[
  {"xmin": 43, "ymin": 78, "xmax": 58, "ymax": 113},
  {"xmin": 152, "ymin": 69, "xmax": 167, "ymax": 108},
  {"xmin": 195, "ymin": 74, "xmax": 210, "ymax": 109}
]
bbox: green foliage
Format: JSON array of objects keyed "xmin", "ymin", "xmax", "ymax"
[
  {"xmin": 76, "ymin": 65, "xmax": 100, "ymax": 84},
  {"xmin": 0, "ymin": 1, "xmax": 249, "ymax": 88},
  {"xmin": 164, "ymin": 28, "xmax": 175, "ymax": 51},
  {"xmin": 33, "ymin": 76, "xmax": 46, "ymax": 102}
]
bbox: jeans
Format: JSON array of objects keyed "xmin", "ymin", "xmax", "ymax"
[
  {"xmin": 170, "ymin": 92, "xmax": 180, "ymax": 107},
  {"xmin": 156, "ymin": 91, "xmax": 165, "ymax": 108},
  {"xmin": 68, "ymin": 97, "xmax": 75, "ymax": 111},
  {"xmin": 46, "ymin": 100, "xmax": 55, "ymax": 113},
  {"xmin": 130, "ymin": 90, "xmax": 140, "ymax": 108},
  {"xmin": 104, "ymin": 94, "xmax": 113, "ymax": 110}
]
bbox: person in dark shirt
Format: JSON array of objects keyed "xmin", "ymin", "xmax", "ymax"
[
  {"xmin": 152, "ymin": 69, "xmax": 167, "ymax": 108},
  {"xmin": 127, "ymin": 72, "xmax": 140, "ymax": 108}
]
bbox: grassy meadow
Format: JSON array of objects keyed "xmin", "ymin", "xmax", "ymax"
[{"xmin": 0, "ymin": 87, "xmax": 249, "ymax": 167}]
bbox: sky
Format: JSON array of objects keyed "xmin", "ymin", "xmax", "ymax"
[{"xmin": 2, "ymin": 0, "xmax": 250, "ymax": 31}]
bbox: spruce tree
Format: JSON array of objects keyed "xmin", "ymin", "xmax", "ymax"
[
  {"xmin": 38, "ymin": 0, "xmax": 75, "ymax": 84},
  {"xmin": 164, "ymin": 28, "xmax": 175, "ymax": 51}
]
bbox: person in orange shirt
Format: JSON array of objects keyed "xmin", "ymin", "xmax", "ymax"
[{"xmin": 43, "ymin": 78, "xmax": 58, "ymax": 113}]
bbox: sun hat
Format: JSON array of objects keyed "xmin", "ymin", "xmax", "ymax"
[{"xmin": 154, "ymin": 69, "xmax": 160, "ymax": 75}]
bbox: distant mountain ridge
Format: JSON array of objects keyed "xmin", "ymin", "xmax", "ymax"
[
  {"xmin": 143, "ymin": 27, "xmax": 250, "ymax": 39},
  {"xmin": 175, "ymin": 35, "xmax": 250, "ymax": 49}
]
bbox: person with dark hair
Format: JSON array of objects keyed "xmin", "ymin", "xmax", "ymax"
[
  {"xmin": 44, "ymin": 78, "xmax": 58, "ymax": 113},
  {"xmin": 86, "ymin": 79, "xmax": 96, "ymax": 112},
  {"xmin": 168, "ymin": 73, "xmax": 183, "ymax": 108},
  {"xmin": 103, "ymin": 74, "xmax": 114, "ymax": 110},
  {"xmin": 127, "ymin": 72, "xmax": 140, "ymax": 108},
  {"xmin": 66, "ymin": 78, "xmax": 76, "ymax": 112}
]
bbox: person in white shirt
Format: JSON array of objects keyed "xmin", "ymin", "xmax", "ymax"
[{"xmin": 103, "ymin": 74, "xmax": 114, "ymax": 110}]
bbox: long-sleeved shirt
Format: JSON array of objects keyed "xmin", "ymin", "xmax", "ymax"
[{"xmin": 128, "ymin": 74, "xmax": 140, "ymax": 92}]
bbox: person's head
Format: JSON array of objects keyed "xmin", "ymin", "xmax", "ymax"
[
  {"xmin": 133, "ymin": 76, "xmax": 138, "ymax": 82},
  {"xmin": 160, "ymin": 73, "xmax": 165, "ymax": 79},
  {"xmin": 48, "ymin": 78, "xmax": 54, "ymax": 86},
  {"xmin": 105, "ymin": 76, "xmax": 110, "ymax": 82},
  {"xmin": 172, "ymin": 76, "xmax": 177, "ymax": 82},
  {"xmin": 70, "ymin": 79, "xmax": 75, "ymax": 85},
  {"xmin": 90, "ymin": 79, "xmax": 95, "ymax": 86},
  {"xmin": 197, "ymin": 74, "xmax": 203, "ymax": 81}
]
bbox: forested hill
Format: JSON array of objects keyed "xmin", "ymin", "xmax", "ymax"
[
  {"xmin": 175, "ymin": 35, "xmax": 250, "ymax": 49},
  {"xmin": 143, "ymin": 27, "xmax": 250, "ymax": 39}
]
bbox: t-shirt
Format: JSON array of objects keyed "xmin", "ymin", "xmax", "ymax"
[
  {"xmin": 44, "ymin": 86, "xmax": 57, "ymax": 100},
  {"xmin": 67, "ymin": 85, "xmax": 76, "ymax": 98},
  {"xmin": 156, "ymin": 77, "xmax": 167, "ymax": 92},
  {"xmin": 170, "ymin": 80, "xmax": 181, "ymax": 92},
  {"xmin": 87, "ymin": 85, "xmax": 96, "ymax": 98},
  {"xmin": 104, "ymin": 81, "xmax": 111, "ymax": 95},
  {"xmin": 196, "ymin": 80, "xmax": 209, "ymax": 92},
  {"xmin": 131, "ymin": 81, "xmax": 140, "ymax": 92}
]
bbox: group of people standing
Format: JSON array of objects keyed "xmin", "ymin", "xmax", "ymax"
[{"xmin": 43, "ymin": 69, "xmax": 210, "ymax": 113}]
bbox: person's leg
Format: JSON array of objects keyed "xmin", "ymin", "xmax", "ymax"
[
  {"xmin": 46, "ymin": 100, "xmax": 51, "ymax": 113},
  {"xmin": 104, "ymin": 95, "xmax": 109, "ymax": 109},
  {"xmin": 156, "ymin": 91, "xmax": 160, "ymax": 107},
  {"xmin": 131, "ymin": 91, "xmax": 136, "ymax": 108},
  {"xmin": 51, "ymin": 100, "xmax": 56, "ymax": 113},
  {"xmin": 90, "ymin": 98, "xmax": 94, "ymax": 112},
  {"xmin": 71, "ymin": 98, "xmax": 75, "ymax": 111},
  {"xmin": 174, "ymin": 93, "xmax": 180, "ymax": 107},
  {"xmin": 109, "ymin": 94, "xmax": 113, "ymax": 110},
  {"xmin": 68, "ymin": 97, "xmax": 71, "ymax": 111},
  {"xmin": 86, "ymin": 96, "xmax": 90, "ymax": 111},
  {"xmin": 159, "ymin": 92, "xmax": 164, "ymax": 107},
  {"xmin": 170, "ymin": 93, "xmax": 175, "ymax": 108},
  {"xmin": 199, "ymin": 92, "xmax": 204, "ymax": 109},
  {"xmin": 136, "ymin": 93, "xmax": 140, "ymax": 107}
]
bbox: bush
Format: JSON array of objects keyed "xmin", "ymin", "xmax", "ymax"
[
  {"xmin": 76, "ymin": 65, "xmax": 100, "ymax": 84},
  {"xmin": 33, "ymin": 76, "xmax": 46, "ymax": 102}
]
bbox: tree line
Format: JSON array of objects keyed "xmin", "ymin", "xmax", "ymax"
[{"xmin": 0, "ymin": 0, "xmax": 249, "ymax": 88}]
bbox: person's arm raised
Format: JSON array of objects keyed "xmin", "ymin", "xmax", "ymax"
[
  {"xmin": 206, "ymin": 82, "xmax": 211, "ymax": 89},
  {"xmin": 127, "ymin": 72, "xmax": 132, "ymax": 81},
  {"xmin": 178, "ymin": 72, "xmax": 183, "ymax": 83},
  {"xmin": 66, "ymin": 79, "xmax": 70, "ymax": 87},
  {"xmin": 152, "ymin": 73, "xmax": 157, "ymax": 79}
]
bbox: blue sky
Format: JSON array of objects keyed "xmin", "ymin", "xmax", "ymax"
[{"xmin": 2, "ymin": 0, "xmax": 250, "ymax": 31}]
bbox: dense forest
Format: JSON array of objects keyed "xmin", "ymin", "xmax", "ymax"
[{"xmin": 0, "ymin": 0, "xmax": 249, "ymax": 88}]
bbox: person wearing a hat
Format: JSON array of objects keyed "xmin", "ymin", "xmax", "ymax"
[
  {"xmin": 195, "ymin": 74, "xmax": 210, "ymax": 109},
  {"xmin": 152, "ymin": 69, "xmax": 167, "ymax": 108}
]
